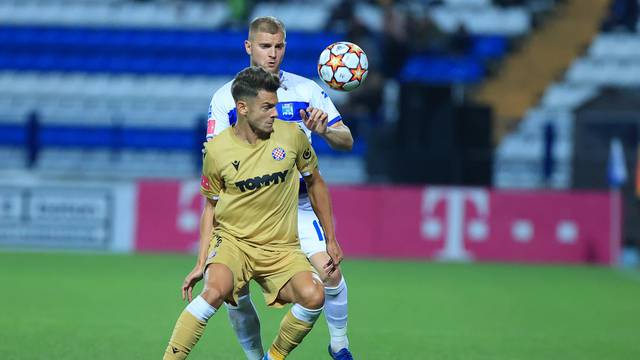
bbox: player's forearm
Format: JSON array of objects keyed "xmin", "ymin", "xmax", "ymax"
[
  {"xmin": 307, "ymin": 176, "xmax": 337, "ymax": 243},
  {"xmin": 320, "ymin": 124, "xmax": 353, "ymax": 151},
  {"xmin": 196, "ymin": 199, "xmax": 215, "ymax": 267}
]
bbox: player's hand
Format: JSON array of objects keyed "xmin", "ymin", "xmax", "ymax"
[
  {"xmin": 323, "ymin": 240, "xmax": 343, "ymax": 277},
  {"xmin": 182, "ymin": 267, "xmax": 204, "ymax": 302},
  {"xmin": 300, "ymin": 107, "xmax": 329, "ymax": 135}
]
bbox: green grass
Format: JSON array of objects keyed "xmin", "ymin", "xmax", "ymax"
[{"xmin": 1, "ymin": 252, "xmax": 639, "ymax": 359}]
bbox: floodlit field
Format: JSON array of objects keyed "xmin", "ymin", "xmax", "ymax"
[{"xmin": 1, "ymin": 252, "xmax": 639, "ymax": 359}]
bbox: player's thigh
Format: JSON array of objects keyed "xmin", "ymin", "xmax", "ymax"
[
  {"xmin": 204, "ymin": 234, "xmax": 250, "ymax": 306},
  {"xmin": 254, "ymin": 249, "xmax": 314, "ymax": 308},
  {"xmin": 278, "ymin": 271, "xmax": 324, "ymax": 309},
  {"xmin": 202, "ymin": 263, "xmax": 235, "ymax": 307},
  {"xmin": 297, "ymin": 205, "xmax": 327, "ymax": 259}
]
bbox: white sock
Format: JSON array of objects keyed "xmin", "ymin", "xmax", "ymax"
[
  {"xmin": 291, "ymin": 303, "xmax": 323, "ymax": 323},
  {"xmin": 225, "ymin": 294, "xmax": 264, "ymax": 360},
  {"xmin": 185, "ymin": 295, "xmax": 217, "ymax": 322},
  {"xmin": 324, "ymin": 277, "xmax": 349, "ymax": 352}
]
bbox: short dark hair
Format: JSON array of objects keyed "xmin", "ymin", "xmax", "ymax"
[
  {"xmin": 231, "ymin": 66, "xmax": 280, "ymax": 102},
  {"xmin": 249, "ymin": 16, "xmax": 286, "ymax": 40}
]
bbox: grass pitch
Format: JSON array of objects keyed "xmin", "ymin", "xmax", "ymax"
[{"xmin": 0, "ymin": 252, "xmax": 639, "ymax": 359}]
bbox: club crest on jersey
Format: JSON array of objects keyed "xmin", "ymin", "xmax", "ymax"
[
  {"xmin": 280, "ymin": 103, "xmax": 294, "ymax": 120},
  {"xmin": 272, "ymin": 147, "xmax": 286, "ymax": 161}
]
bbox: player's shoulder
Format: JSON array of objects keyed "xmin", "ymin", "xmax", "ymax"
[
  {"xmin": 211, "ymin": 80, "xmax": 234, "ymax": 101},
  {"xmin": 273, "ymin": 121, "xmax": 307, "ymax": 149},
  {"xmin": 274, "ymin": 120, "xmax": 304, "ymax": 137},
  {"xmin": 205, "ymin": 127, "xmax": 233, "ymax": 151},
  {"xmin": 281, "ymin": 70, "xmax": 321, "ymax": 91}
]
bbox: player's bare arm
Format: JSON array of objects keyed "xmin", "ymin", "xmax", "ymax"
[
  {"xmin": 302, "ymin": 168, "xmax": 343, "ymax": 276},
  {"xmin": 301, "ymin": 108, "xmax": 353, "ymax": 151},
  {"xmin": 182, "ymin": 197, "xmax": 217, "ymax": 302}
]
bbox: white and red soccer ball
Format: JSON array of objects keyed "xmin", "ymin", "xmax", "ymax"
[{"xmin": 317, "ymin": 42, "xmax": 368, "ymax": 92}]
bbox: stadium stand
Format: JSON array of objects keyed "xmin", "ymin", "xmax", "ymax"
[{"xmin": 0, "ymin": 0, "xmax": 521, "ymax": 182}]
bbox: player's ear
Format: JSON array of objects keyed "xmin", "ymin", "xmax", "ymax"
[
  {"xmin": 237, "ymin": 100, "xmax": 248, "ymax": 116},
  {"xmin": 244, "ymin": 39, "xmax": 252, "ymax": 56}
]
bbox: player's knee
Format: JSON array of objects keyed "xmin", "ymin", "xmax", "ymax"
[
  {"xmin": 298, "ymin": 282, "xmax": 325, "ymax": 309},
  {"xmin": 323, "ymin": 268, "xmax": 342, "ymax": 287},
  {"xmin": 201, "ymin": 286, "xmax": 225, "ymax": 307}
]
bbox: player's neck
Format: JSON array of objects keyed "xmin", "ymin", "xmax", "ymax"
[{"xmin": 233, "ymin": 118, "xmax": 269, "ymax": 144}]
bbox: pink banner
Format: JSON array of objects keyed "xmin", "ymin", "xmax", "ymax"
[
  {"xmin": 135, "ymin": 183, "xmax": 619, "ymax": 265},
  {"xmin": 135, "ymin": 180, "xmax": 202, "ymax": 252},
  {"xmin": 331, "ymin": 187, "xmax": 619, "ymax": 265}
]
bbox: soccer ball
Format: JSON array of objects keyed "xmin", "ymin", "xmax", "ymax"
[{"xmin": 317, "ymin": 42, "xmax": 368, "ymax": 92}]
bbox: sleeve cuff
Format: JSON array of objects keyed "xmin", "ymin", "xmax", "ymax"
[{"xmin": 327, "ymin": 115, "xmax": 342, "ymax": 127}]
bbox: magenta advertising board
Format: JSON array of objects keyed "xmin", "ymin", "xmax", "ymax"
[
  {"xmin": 330, "ymin": 187, "xmax": 618, "ymax": 265},
  {"xmin": 135, "ymin": 182, "xmax": 619, "ymax": 265}
]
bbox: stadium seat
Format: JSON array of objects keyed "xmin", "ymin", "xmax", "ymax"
[
  {"xmin": 429, "ymin": 6, "xmax": 530, "ymax": 36},
  {"xmin": 541, "ymin": 83, "xmax": 598, "ymax": 110},
  {"xmin": 400, "ymin": 56, "xmax": 484, "ymax": 84},
  {"xmin": 0, "ymin": 1, "xmax": 228, "ymax": 29},
  {"xmin": 251, "ymin": 3, "xmax": 330, "ymax": 31}
]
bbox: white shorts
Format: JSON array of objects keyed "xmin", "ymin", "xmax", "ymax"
[{"xmin": 298, "ymin": 195, "xmax": 327, "ymax": 258}]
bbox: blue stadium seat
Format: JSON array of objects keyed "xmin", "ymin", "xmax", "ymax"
[
  {"xmin": 0, "ymin": 26, "xmax": 342, "ymax": 77},
  {"xmin": 471, "ymin": 35, "xmax": 508, "ymax": 60},
  {"xmin": 0, "ymin": 124, "xmax": 27, "ymax": 145},
  {"xmin": 400, "ymin": 56, "xmax": 484, "ymax": 84}
]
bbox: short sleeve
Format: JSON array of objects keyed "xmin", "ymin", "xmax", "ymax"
[
  {"xmin": 309, "ymin": 82, "xmax": 342, "ymax": 127},
  {"xmin": 200, "ymin": 144, "xmax": 223, "ymax": 200},
  {"xmin": 206, "ymin": 89, "xmax": 233, "ymax": 140},
  {"xmin": 295, "ymin": 128, "xmax": 319, "ymax": 177}
]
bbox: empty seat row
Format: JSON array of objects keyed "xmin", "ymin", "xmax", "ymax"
[
  {"xmin": 565, "ymin": 58, "xmax": 640, "ymax": 86},
  {"xmin": 400, "ymin": 56, "xmax": 484, "ymax": 84},
  {"xmin": 0, "ymin": 1, "xmax": 228, "ymax": 29},
  {"xmin": 0, "ymin": 71, "xmax": 223, "ymax": 101},
  {"xmin": 540, "ymin": 83, "xmax": 598, "ymax": 110},
  {"xmin": 0, "ymin": 26, "xmax": 342, "ymax": 57},
  {"xmin": 589, "ymin": 33, "xmax": 640, "ymax": 59},
  {"xmin": 429, "ymin": 6, "xmax": 530, "ymax": 36}
]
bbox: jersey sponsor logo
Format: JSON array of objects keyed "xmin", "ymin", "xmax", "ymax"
[
  {"xmin": 207, "ymin": 234, "xmax": 223, "ymax": 259},
  {"xmin": 206, "ymin": 119, "xmax": 216, "ymax": 137},
  {"xmin": 234, "ymin": 170, "xmax": 289, "ymax": 192},
  {"xmin": 303, "ymin": 148, "xmax": 312, "ymax": 160},
  {"xmin": 200, "ymin": 175, "xmax": 211, "ymax": 190},
  {"xmin": 272, "ymin": 147, "xmax": 286, "ymax": 161},
  {"xmin": 281, "ymin": 103, "xmax": 294, "ymax": 120},
  {"xmin": 232, "ymin": 160, "xmax": 240, "ymax": 171}
]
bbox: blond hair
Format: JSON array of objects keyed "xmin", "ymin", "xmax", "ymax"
[{"xmin": 249, "ymin": 16, "xmax": 286, "ymax": 40}]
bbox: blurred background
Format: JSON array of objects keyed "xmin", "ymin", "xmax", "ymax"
[
  {"xmin": 2, "ymin": 0, "xmax": 640, "ymax": 263},
  {"xmin": 1, "ymin": 0, "xmax": 640, "ymax": 358}
]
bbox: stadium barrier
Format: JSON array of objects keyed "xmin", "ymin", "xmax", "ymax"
[
  {"xmin": 134, "ymin": 182, "xmax": 619, "ymax": 265},
  {"xmin": 0, "ymin": 178, "xmax": 135, "ymax": 252}
]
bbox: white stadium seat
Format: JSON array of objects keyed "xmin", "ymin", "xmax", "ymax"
[
  {"xmin": 429, "ymin": 6, "xmax": 530, "ymax": 35},
  {"xmin": 0, "ymin": 0, "xmax": 228, "ymax": 28}
]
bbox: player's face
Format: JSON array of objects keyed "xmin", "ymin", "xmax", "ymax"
[
  {"xmin": 246, "ymin": 90, "xmax": 279, "ymax": 135},
  {"xmin": 245, "ymin": 31, "xmax": 286, "ymax": 74}
]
